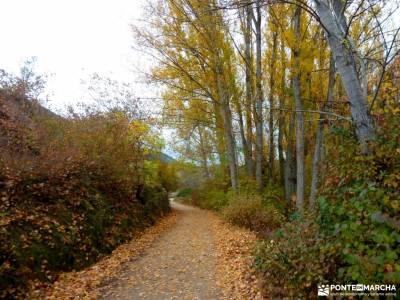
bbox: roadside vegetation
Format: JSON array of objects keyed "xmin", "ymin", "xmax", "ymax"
[
  {"xmin": 141, "ymin": 0, "xmax": 400, "ymax": 298},
  {"xmin": 0, "ymin": 66, "xmax": 177, "ymax": 298}
]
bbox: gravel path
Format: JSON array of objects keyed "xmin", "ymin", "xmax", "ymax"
[{"xmin": 98, "ymin": 201, "xmax": 223, "ymax": 300}]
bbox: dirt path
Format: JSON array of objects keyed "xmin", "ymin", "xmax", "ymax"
[
  {"xmin": 97, "ymin": 201, "xmax": 223, "ymax": 300},
  {"xmin": 42, "ymin": 200, "xmax": 260, "ymax": 300}
]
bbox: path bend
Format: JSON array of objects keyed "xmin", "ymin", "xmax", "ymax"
[{"xmin": 98, "ymin": 201, "xmax": 223, "ymax": 300}]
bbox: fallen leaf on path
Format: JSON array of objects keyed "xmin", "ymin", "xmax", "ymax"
[{"xmin": 30, "ymin": 211, "xmax": 178, "ymax": 300}]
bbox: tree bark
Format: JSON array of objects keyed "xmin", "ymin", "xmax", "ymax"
[
  {"xmin": 254, "ymin": 0, "xmax": 264, "ymax": 189},
  {"xmin": 278, "ymin": 36, "xmax": 286, "ymax": 190},
  {"xmin": 268, "ymin": 31, "xmax": 278, "ymax": 183},
  {"xmin": 293, "ymin": 6, "xmax": 305, "ymax": 211},
  {"xmin": 309, "ymin": 54, "xmax": 335, "ymax": 209},
  {"xmin": 244, "ymin": 3, "xmax": 255, "ymax": 177},
  {"xmin": 198, "ymin": 127, "xmax": 211, "ymax": 180},
  {"xmin": 212, "ymin": 100, "xmax": 227, "ymax": 176},
  {"xmin": 314, "ymin": 0, "xmax": 375, "ymax": 154},
  {"xmin": 235, "ymin": 97, "xmax": 250, "ymax": 174},
  {"xmin": 216, "ymin": 63, "xmax": 238, "ymax": 190},
  {"xmin": 206, "ymin": 2, "xmax": 238, "ymax": 189},
  {"xmin": 284, "ymin": 110, "xmax": 297, "ymax": 202}
]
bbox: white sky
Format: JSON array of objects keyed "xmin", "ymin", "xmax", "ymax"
[
  {"xmin": 1, "ymin": 0, "xmax": 399, "ymax": 114},
  {"xmin": 0, "ymin": 0, "xmax": 150, "ymax": 112}
]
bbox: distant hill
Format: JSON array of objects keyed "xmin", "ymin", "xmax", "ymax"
[
  {"xmin": 0, "ymin": 91, "xmax": 59, "ymax": 153},
  {"xmin": 0, "ymin": 93, "xmax": 177, "ymax": 165},
  {"xmin": 0, "ymin": 89, "xmax": 59, "ymax": 117},
  {"xmin": 146, "ymin": 152, "xmax": 176, "ymax": 163}
]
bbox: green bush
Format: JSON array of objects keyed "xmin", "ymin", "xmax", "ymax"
[
  {"xmin": 254, "ymin": 114, "xmax": 400, "ymax": 298},
  {"xmin": 176, "ymin": 188, "xmax": 193, "ymax": 198},
  {"xmin": 254, "ymin": 213, "xmax": 339, "ymax": 299},
  {"xmin": 174, "ymin": 188, "xmax": 193, "ymax": 205},
  {"xmin": 222, "ymin": 193, "xmax": 284, "ymax": 234},
  {"xmin": 140, "ymin": 184, "xmax": 170, "ymax": 224},
  {"xmin": 315, "ymin": 120, "xmax": 400, "ymax": 284},
  {"xmin": 191, "ymin": 188, "xmax": 229, "ymax": 211},
  {"xmin": 255, "ymin": 180, "xmax": 399, "ymax": 299},
  {"xmin": 317, "ymin": 183, "xmax": 400, "ymax": 284}
]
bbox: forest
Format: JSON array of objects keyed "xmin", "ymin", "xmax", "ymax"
[
  {"xmin": 1, "ymin": 0, "xmax": 399, "ymax": 299},
  {"xmin": 135, "ymin": 0, "xmax": 400, "ymax": 298}
]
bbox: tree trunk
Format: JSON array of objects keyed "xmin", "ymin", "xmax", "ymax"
[
  {"xmin": 216, "ymin": 63, "xmax": 238, "ymax": 190},
  {"xmin": 198, "ymin": 127, "xmax": 211, "ymax": 180},
  {"xmin": 284, "ymin": 110, "xmax": 296, "ymax": 202},
  {"xmin": 268, "ymin": 31, "xmax": 278, "ymax": 183},
  {"xmin": 235, "ymin": 98, "xmax": 250, "ymax": 174},
  {"xmin": 244, "ymin": 3, "xmax": 255, "ymax": 177},
  {"xmin": 309, "ymin": 54, "xmax": 335, "ymax": 209},
  {"xmin": 314, "ymin": 0, "xmax": 375, "ymax": 154},
  {"xmin": 206, "ymin": 4, "xmax": 237, "ymax": 186},
  {"xmin": 254, "ymin": 0, "xmax": 264, "ymax": 189},
  {"xmin": 293, "ymin": 7, "xmax": 305, "ymax": 211},
  {"xmin": 278, "ymin": 37, "xmax": 286, "ymax": 189},
  {"xmin": 212, "ymin": 100, "xmax": 227, "ymax": 176},
  {"xmin": 309, "ymin": 122, "xmax": 323, "ymax": 207}
]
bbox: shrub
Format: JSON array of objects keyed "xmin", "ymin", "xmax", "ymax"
[
  {"xmin": 316, "ymin": 114, "xmax": 400, "ymax": 284},
  {"xmin": 156, "ymin": 162, "xmax": 179, "ymax": 193},
  {"xmin": 191, "ymin": 188, "xmax": 229, "ymax": 211},
  {"xmin": 0, "ymin": 90, "xmax": 172, "ymax": 298},
  {"xmin": 0, "ymin": 165, "xmax": 170, "ymax": 298},
  {"xmin": 254, "ymin": 109, "xmax": 400, "ymax": 299},
  {"xmin": 139, "ymin": 184, "xmax": 170, "ymax": 224},
  {"xmin": 174, "ymin": 188, "xmax": 193, "ymax": 205},
  {"xmin": 176, "ymin": 188, "xmax": 193, "ymax": 198},
  {"xmin": 222, "ymin": 193, "xmax": 284, "ymax": 235},
  {"xmin": 204, "ymin": 189, "xmax": 229, "ymax": 210},
  {"xmin": 317, "ymin": 182, "xmax": 400, "ymax": 284},
  {"xmin": 254, "ymin": 213, "xmax": 339, "ymax": 299}
]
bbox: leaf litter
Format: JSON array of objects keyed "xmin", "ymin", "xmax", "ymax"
[
  {"xmin": 31, "ymin": 211, "xmax": 178, "ymax": 300},
  {"xmin": 31, "ymin": 202, "xmax": 262, "ymax": 299}
]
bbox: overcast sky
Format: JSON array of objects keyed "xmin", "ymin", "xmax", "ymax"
[
  {"xmin": 0, "ymin": 0, "xmax": 149, "ymax": 112},
  {"xmin": 1, "ymin": 0, "xmax": 399, "ymax": 114}
]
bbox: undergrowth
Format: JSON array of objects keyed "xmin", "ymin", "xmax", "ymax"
[
  {"xmin": 0, "ymin": 79, "xmax": 172, "ymax": 298},
  {"xmin": 181, "ymin": 109, "xmax": 400, "ymax": 299},
  {"xmin": 254, "ymin": 110, "xmax": 400, "ymax": 298}
]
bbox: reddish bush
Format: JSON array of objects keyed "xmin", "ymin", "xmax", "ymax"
[{"xmin": 0, "ymin": 82, "xmax": 170, "ymax": 298}]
